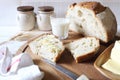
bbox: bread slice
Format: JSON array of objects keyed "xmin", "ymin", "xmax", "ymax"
[
  {"xmin": 65, "ymin": 37, "xmax": 100, "ymax": 63},
  {"xmin": 29, "ymin": 34, "xmax": 65, "ymax": 62},
  {"xmin": 66, "ymin": 1, "xmax": 117, "ymax": 43}
]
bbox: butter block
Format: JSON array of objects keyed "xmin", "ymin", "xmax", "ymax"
[
  {"xmin": 111, "ymin": 41, "xmax": 120, "ymax": 64},
  {"xmin": 102, "ymin": 40, "xmax": 120, "ymax": 75},
  {"xmin": 102, "ymin": 59, "xmax": 120, "ymax": 75}
]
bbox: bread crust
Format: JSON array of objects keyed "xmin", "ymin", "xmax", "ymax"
[
  {"xmin": 70, "ymin": 1, "xmax": 106, "ymax": 14},
  {"xmin": 65, "ymin": 37, "xmax": 100, "ymax": 63},
  {"xmin": 95, "ymin": 7, "xmax": 117, "ymax": 43},
  {"xmin": 75, "ymin": 47, "xmax": 100, "ymax": 63}
]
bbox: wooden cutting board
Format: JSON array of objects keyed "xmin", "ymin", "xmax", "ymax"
[
  {"xmin": 13, "ymin": 31, "xmax": 120, "ymax": 80},
  {"xmin": 25, "ymin": 45, "xmax": 109, "ymax": 80}
]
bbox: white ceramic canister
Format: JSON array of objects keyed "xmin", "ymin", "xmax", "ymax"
[
  {"xmin": 37, "ymin": 6, "xmax": 55, "ymax": 31},
  {"xmin": 17, "ymin": 6, "xmax": 35, "ymax": 31}
]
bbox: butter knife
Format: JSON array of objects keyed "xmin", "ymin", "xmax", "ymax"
[{"xmin": 41, "ymin": 58, "xmax": 78, "ymax": 80}]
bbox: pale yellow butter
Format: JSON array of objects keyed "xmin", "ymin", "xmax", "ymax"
[
  {"xmin": 111, "ymin": 41, "xmax": 120, "ymax": 64},
  {"xmin": 102, "ymin": 59, "xmax": 120, "ymax": 75},
  {"xmin": 102, "ymin": 40, "xmax": 120, "ymax": 75}
]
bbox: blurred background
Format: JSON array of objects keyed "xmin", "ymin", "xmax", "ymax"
[
  {"xmin": 0, "ymin": 0, "xmax": 119, "ymax": 26},
  {"xmin": 0, "ymin": 0, "xmax": 120, "ymax": 43}
]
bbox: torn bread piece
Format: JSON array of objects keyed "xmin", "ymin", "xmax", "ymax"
[
  {"xmin": 29, "ymin": 34, "xmax": 65, "ymax": 62},
  {"xmin": 65, "ymin": 37, "xmax": 100, "ymax": 63}
]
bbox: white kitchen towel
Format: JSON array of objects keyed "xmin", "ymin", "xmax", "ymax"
[
  {"xmin": 0, "ymin": 47, "xmax": 44, "ymax": 80},
  {"xmin": 6, "ymin": 53, "xmax": 34, "ymax": 75},
  {"xmin": 0, "ymin": 65, "xmax": 44, "ymax": 80},
  {"xmin": 0, "ymin": 41, "xmax": 27, "ymax": 55},
  {"xmin": 0, "ymin": 47, "xmax": 12, "ymax": 75}
]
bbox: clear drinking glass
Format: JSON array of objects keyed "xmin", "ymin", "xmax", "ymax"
[{"xmin": 51, "ymin": 17, "xmax": 70, "ymax": 39}]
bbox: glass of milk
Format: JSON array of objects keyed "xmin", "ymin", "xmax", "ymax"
[{"xmin": 51, "ymin": 17, "xmax": 70, "ymax": 39}]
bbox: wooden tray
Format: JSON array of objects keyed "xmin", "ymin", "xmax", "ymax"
[{"xmin": 94, "ymin": 44, "xmax": 120, "ymax": 80}]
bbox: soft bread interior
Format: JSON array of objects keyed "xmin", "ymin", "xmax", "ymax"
[
  {"xmin": 66, "ymin": 37, "xmax": 100, "ymax": 62},
  {"xmin": 67, "ymin": 6, "xmax": 106, "ymax": 42},
  {"xmin": 66, "ymin": 4, "xmax": 117, "ymax": 43},
  {"xmin": 29, "ymin": 34, "xmax": 65, "ymax": 62}
]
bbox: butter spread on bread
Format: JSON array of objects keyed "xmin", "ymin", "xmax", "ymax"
[
  {"xmin": 66, "ymin": 1, "xmax": 117, "ymax": 43},
  {"xmin": 29, "ymin": 34, "xmax": 65, "ymax": 62},
  {"xmin": 102, "ymin": 41, "xmax": 120, "ymax": 75},
  {"xmin": 65, "ymin": 37, "xmax": 100, "ymax": 63}
]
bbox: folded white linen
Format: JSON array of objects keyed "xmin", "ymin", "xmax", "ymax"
[
  {"xmin": 0, "ymin": 41, "xmax": 27, "ymax": 55},
  {"xmin": 0, "ymin": 47, "xmax": 12, "ymax": 75},
  {"xmin": 0, "ymin": 47, "xmax": 44, "ymax": 80},
  {"xmin": 0, "ymin": 65, "xmax": 44, "ymax": 80}
]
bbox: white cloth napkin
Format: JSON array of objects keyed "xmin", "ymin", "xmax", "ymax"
[
  {"xmin": 0, "ymin": 41, "xmax": 27, "ymax": 55},
  {"xmin": 0, "ymin": 47, "xmax": 44, "ymax": 80}
]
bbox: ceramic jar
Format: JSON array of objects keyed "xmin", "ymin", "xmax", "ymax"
[
  {"xmin": 17, "ymin": 6, "xmax": 35, "ymax": 31},
  {"xmin": 36, "ymin": 6, "xmax": 55, "ymax": 31}
]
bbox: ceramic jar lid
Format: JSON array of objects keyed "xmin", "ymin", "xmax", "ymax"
[
  {"xmin": 17, "ymin": 6, "xmax": 34, "ymax": 12},
  {"xmin": 38, "ymin": 6, "xmax": 54, "ymax": 12}
]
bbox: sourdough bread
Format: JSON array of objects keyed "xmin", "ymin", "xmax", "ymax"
[
  {"xmin": 29, "ymin": 34, "xmax": 65, "ymax": 62},
  {"xmin": 65, "ymin": 37, "xmax": 100, "ymax": 63},
  {"xmin": 66, "ymin": 1, "xmax": 117, "ymax": 43}
]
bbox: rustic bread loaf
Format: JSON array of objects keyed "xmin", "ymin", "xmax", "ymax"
[
  {"xmin": 65, "ymin": 37, "xmax": 100, "ymax": 63},
  {"xmin": 66, "ymin": 1, "xmax": 117, "ymax": 43},
  {"xmin": 29, "ymin": 34, "xmax": 65, "ymax": 62}
]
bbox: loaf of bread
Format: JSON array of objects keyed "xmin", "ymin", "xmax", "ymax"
[
  {"xmin": 29, "ymin": 34, "xmax": 65, "ymax": 62},
  {"xmin": 65, "ymin": 37, "xmax": 100, "ymax": 63},
  {"xmin": 66, "ymin": 1, "xmax": 117, "ymax": 43}
]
